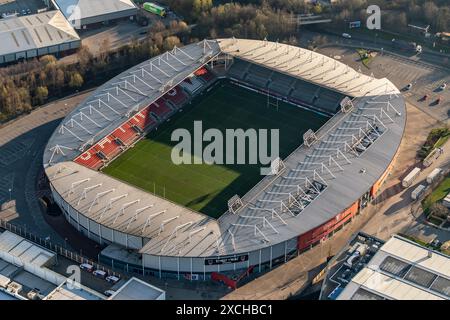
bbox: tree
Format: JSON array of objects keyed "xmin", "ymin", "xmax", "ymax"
[
  {"xmin": 430, "ymin": 203, "xmax": 449, "ymax": 220},
  {"xmin": 35, "ymin": 86, "xmax": 48, "ymax": 105},
  {"xmin": 69, "ymin": 72, "xmax": 84, "ymax": 89},
  {"xmin": 163, "ymin": 36, "xmax": 181, "ymax": 51},
  {"xmin": 77, "ymin": 46, "xmax": 93, "ymax": 75}
]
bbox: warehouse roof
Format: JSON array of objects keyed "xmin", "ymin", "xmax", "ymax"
[
  {"xmin": 0, "ymin": 10, "xmax": 80, "ymax": 57},
  {"xmin": 53, "ymin": 0, "xmax": 137, "ymax": 21},
  {"xmin": 337, "ymin": 236, "xmax": 450, "ymax": 300}
]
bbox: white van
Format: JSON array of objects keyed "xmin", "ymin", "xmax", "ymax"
[
  {"xmin": 106, "ymin": 275, "xmax": 120, "ymax": 284},
  {"xmin": 93, "ymin": 269, "xmax": 107, "ymax": 278},
  {"xmin": 79, "ymin": 263, "xmax": 94, "ymax": 272},
  {"xmin": 342, "ymin": 33, "xmax": 352, "ymax": 39},
  {"xmin": 104, "ymin": 290, "xmax": 116, "ymax": 297}
]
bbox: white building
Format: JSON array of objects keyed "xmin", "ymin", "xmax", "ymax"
[
  {"xmin": 336, "ymin": 236, "xmax": 450, "ymax": 300},
  {"xmin": 0, "ymin": 10, "xmax": 80, "ymax": 64},
  {"xmin": 51, "ymin": 0, "xmax": 138, "ymax": 29}
]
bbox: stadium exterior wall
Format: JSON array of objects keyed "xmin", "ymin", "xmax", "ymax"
[{"xmin": 47, "ymin": 87, "xmax": 403, "ymax": 276}]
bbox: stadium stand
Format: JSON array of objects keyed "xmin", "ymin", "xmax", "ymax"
[
  {"xmin": 128, "ymin": 107, "xmax": 156, "ymax": 131},
  {"xmin": 244, "ymin": 64, "xmax": 272, "ymax": 88},
  {"xmin": 163, "ymin": 86, "xmax": 189, "ymax": 109},
  {"xmin": 181, "ymin": 76, "xmax": 203, "ymax": 95},
  {"xmin": 268, "ymin": 72, "xmax": 297, "ymax": 96},
  {"xmin": 93, "ymin": 136, "xmax": 122, "ymax": 159},
  {"xmin": 75, "ymin": 150, "xmax": 103, "ymax": 170},
  {"xmin": 227, "ymin": 59, "xmax": 251, "ymax": 81},
  {"xmin": 290, "ymin": 79, "xmax": 322, "ymax": 105},
  {"xmin": 150, "ymin": 99, "xmax": 172, "ymax": 118},
  {"xmin": 314, "ymin": 88, "xmax": 345, "ymax": 113},
  {"xmin": 112, "ymin": 122, "xmax": 139, "ymax": 146},
  {"xmin": 195, "ymin": 67, "xmax": 216, "ymax": 84}
]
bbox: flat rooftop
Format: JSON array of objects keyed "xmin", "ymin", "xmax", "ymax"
[
  {"xmin": 109, "ymin": 277, "xmax": 165, "ymax": 300},
  {"xmin": 0, "ymin": 10, "xmax": 80, "ymax": 56},
  {"xmin": 332, "ymin": 235, "xmax": 450, "ymax": 300}
]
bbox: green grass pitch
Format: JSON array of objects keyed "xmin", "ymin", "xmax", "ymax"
[{"xmin": 102, "ymin": 81, "xmax": 329, "ymax": 218}]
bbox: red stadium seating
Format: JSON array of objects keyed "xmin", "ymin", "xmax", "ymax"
[
  {"xmin": 112, "ymin": 122, "xmax": 138, "ymax": 145},
  {"xmin": 195, "ymin": 67, "xmax": 215, "ymax": 83},
  {"xmin": 75, "ymin": 150, "xmax": 103, "ymax": 170},
  {"xmin": 163, "ymin": 86, "xmax": 188, "ymax": 107},
  {"xmin": 129, "ymin": 107, "xmax": 156, "ymax": 130},
  {"xmin": 149, "ymin": 99, "xmax": 171, "ymax": 118},
  {"xmin": 93, "ymin": 136, "xmax": 121, "ymax": 159}
]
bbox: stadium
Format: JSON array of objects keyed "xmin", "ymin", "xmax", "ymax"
[{"xmin": 43, "ymin": 38, "xmax": 406, "ymax": 281}]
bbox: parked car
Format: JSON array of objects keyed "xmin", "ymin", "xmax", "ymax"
[
  {"xmin": 93, "ymin": 269, "xmax": 107, "ymax": 278},
  {"xmin": 342, "ymin": 33, "xmax": 352, "ymax": 39},
  {"xmin": 106, "ymin": 275, "xmax": 120, "ymax": 284},
  {"xmin": 436, "ymin": 96, "xmax": 442, "ymax": 104},
  {"xmin": 440, "ymin": 83, "xmax": 447, "ymax": 91},
  {"xmin": 79, "ymin": 263, "xmax": 94, "ymax": 272},
  {"xmin": 422, "ymin": 94, "xmax": 429, "ymax": 101},
  {"xmin": 104, "ymin": 290, "xmax": 116, "ymax": 297},
  {"xmin": 405, "ymin": 83, "xmax": 413, "ymax": 90}
]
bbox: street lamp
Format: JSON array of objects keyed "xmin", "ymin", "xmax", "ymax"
[{"xmin": 8, "ymin": 188, "xmax": 11, "ymax": 201}]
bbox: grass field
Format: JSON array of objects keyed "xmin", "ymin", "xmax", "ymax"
[{"xmin": 103, "ymin": 81, "xmax": 329, "ymax": 218}]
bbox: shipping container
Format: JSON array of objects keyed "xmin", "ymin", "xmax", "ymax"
[
  {"xmin": 411, "ymin": 184, "xmax": 426, "ymax": 200},
  {"xmin": 402, "ymin": 167, "xmax": 421, "ymax": 188},
  {"xmin": 426, "ymin": 168, "xmax": 442, "ymax": 184}
]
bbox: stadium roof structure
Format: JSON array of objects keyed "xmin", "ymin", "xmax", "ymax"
[
  {"xmin": 336, "ymin": 236, "xmax": 450, "ymax": 300},
  {"xmin": 0, "ymin": 10, "xmax": 80, "ymax": 57},
  {"xmin": 52, "ymin": 0, "xmax": 137, "ymax": 25},
  {"xmin": 44, "ymin": 38, "xmax": 406, "ymax": 259}
]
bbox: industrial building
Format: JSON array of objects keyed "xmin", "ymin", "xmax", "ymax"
[
  {"xmin": 321, "ymin": 234, "xmax": 450, "ymax": 300},
  {"xmin": 0, "ymin": 10, "xmax": 80, "ymax": 64},
  {"xmin": 51, "ymin": 0, "xmax": 138, "ymax": 29},
  {"xmin": 0, "ymin": 229, "xmax": 164, "ymax": 300}
]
